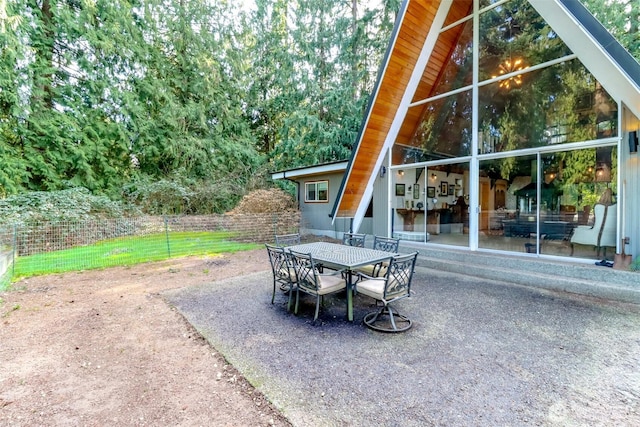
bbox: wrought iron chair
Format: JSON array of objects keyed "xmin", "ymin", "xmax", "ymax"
[
  {"xmin": 265, "ymin": 244, "xmax": 297, "ymax": 308},
  {"xmin": 342, "ymin": 232, "xmax": 366, "ymax": 247},
  {"xmin": 356, "ymin": 236, "xmax": 400, "ymax": 277},
  {"xmin": 275, "ymin": 233, "xmax": 301, "ymax": 247},
  {"xmin": 355, "ymin": 251, "xmax": 419, "ymax": 332},
  {"xmin": 373, "ymin": 235, "xmax": 400, "ymax": 252},
  {"xmin": 289, "ymin": 250, "xmax": 347, "ymax": 321}
]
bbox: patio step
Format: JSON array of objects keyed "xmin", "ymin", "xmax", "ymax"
[{"xmin": 401, "ymin": 244, "xmax": 640, "ymax": 304}]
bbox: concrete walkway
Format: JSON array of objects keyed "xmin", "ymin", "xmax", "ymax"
[{"xmin": 164, "ymin": 267, "xmax": 640, "ymax": 426}]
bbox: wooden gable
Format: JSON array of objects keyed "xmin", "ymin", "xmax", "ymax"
[{"xmin": 334, "ymin": 0, "xmax": 473, "ymax": 217}]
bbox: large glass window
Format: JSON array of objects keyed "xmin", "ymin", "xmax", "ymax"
[
  {"xmin": 478, "ymin": 0, "xmax": 573, "ymax": 82},
  {"xmin": 394, "ymin": 90, "xmax": 473, "ymax": 165},
  {"xmin": 444, "ymin": 0, "xmax": 472, "ymax": 27},
  {"xmin": 478, "ymin": 147, "xmax": 617, "ymax": 259},
  {"xmin": 478, "ymin": 60, "xmax": 617, "ymax": 153},
  {"xmin": 388, "ymin": 0, "xmax": 621, "ymax": 259},
  {"xmin": 412, "ymin": 21, "xmax": 474, "ymax": 102},
  {"xmin": 391, "ymin": 163, "xmax": 470, "ymax": 247}
]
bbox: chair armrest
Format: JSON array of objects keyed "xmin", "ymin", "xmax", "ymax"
[{"xmin": 353, "ymin": 271, "xmax": 376, "ymax": 290}]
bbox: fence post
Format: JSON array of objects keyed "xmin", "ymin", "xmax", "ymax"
[
  {"xmin": 164, "ymin": 216, "xmax": 171, "ymax": 257},
  {"xmin": 12, "ymin": 224, "xmax": 17, "ymax": 277}
]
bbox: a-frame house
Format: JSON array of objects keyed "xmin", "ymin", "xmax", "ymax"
[{"xmin": 330, "ymin": 0, "xmax": 640, "ymax": 262}]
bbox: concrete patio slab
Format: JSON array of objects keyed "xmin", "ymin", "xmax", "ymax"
[{"xmin": 164, "ymin": 268, "xmax": 640, "ymax": 426}]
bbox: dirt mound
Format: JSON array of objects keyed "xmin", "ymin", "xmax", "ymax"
[{"xmin": 230, "ymin": 188, "xmax": 297, "ymax": 214}]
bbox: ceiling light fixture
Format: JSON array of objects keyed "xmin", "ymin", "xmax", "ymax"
[{"xmin": 492, "ymin": 58, "xmax": 529, "ymax": 89}]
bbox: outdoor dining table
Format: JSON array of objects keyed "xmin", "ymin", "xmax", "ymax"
[{"xmin": 287, "ymin": 242, "xmax": 397, "ymax": 321}]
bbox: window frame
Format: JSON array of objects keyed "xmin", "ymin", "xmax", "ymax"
[{"xmin": 304, "ymin": 180, "xmax": 329, "ymax": 203}]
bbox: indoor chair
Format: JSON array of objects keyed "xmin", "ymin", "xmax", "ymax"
[{"xmin": 570, "ymin": 204, "xmax": 616, "ymax": 258}]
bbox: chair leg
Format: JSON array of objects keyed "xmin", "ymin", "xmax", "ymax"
[
  {"xmin": 388, "ymin": 306, "xmax": 399, "ymax": 331},
  {"xmin": 314, "ymin": 294, "xmax": 321, "ymax": 321},
  {"xmin": 271, "ymin": 279, "xmax": 276, "ymax": 304},
  {"xmin": 363, "ymin": 304, "xmax": 412, "ymax": 333},
  {"xmin": 294, "ymin": 289, "xmax": 300, "ymax": 315},
  {"xmin": 287, "ymin": 284, "xmax": 294, "ymax": 311}
]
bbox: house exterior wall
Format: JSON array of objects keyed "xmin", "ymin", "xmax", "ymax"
[
  {"xmin": 296, "ymin": 171, "xmax": 373, "ymax": 238},
  {"xmin": 371, "ymin": 153, "xmax": 391, "ymax": 237}
]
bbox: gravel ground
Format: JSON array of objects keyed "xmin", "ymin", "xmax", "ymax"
[{"xmin": 165, "ymin": 267, "xmax": 640, "ymax": 426}]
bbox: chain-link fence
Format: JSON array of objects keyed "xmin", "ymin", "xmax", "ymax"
[{"xmin": 0, "ymin": 212, "xmax": 300, "ymax": 289}]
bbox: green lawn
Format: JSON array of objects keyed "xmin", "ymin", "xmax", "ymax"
[{"xmin": 12, "ymin": 231, "xmax": 260, "ymax": 281}]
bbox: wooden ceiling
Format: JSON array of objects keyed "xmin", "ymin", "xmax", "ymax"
[{"xmin": 335, "ymin": 0, "xmax": 473, "ymax": 217}]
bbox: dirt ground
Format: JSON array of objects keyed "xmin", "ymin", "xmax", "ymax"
[{"xmin": 0, "ymin": 249, "xmax": 292, "ymax": 426}]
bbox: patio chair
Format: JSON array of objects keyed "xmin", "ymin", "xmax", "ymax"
[
  {"xmin": 373, "ymin": 235, "xmax": 400, "ymax": 253},
  {"xmin": 275, "ymin": 233, "xmax": 301, "ymax": 247},
  {"xmin": 342, "ymin": 232, "xmax": 366, "ymax": 247},
  {"xmin": 355, "ymin": 251, "xmax": 419, "ymax": 332},
  {"xmin": 357, "ymin": 236, "xmax": 400, "ymax": 277},
  {"xmin": 288, "ymin": 250, "xmax": 347, "ymax": 321},
  {"xmin": 265, "ymin": 244, "xmax": 297, "ymax": 308}
]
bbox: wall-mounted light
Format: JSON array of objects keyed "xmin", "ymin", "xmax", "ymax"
[
  {"xmin": 430, "ymin": 173, "xmax": 437, "ymax": 180},
  {"xmin": 629, "ymin": 131, "xmax": 638, "ymax": 154},
  {"xmin": 379, "ymin": 165, "xmax": 386, "ymax": 178},
  {"xmin": 398, "ymin": 170, "xmax": 405, "ymax": 177}
]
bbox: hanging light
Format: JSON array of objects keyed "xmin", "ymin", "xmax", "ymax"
[{"xmin": 492, "ymin": 58, "xmax": 529, "ymax": 89}]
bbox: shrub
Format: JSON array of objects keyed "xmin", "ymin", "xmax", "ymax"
[
  {"xmin": 123, "ymin": 178, "xmax": 243, "ymax": 215},
  {"xmin": 0, "ymin": 187, "xmax": 136, "ymax": 226}
]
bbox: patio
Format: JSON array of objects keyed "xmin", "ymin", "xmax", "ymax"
[{"xmin": 165, "ymin": 264, "xmax": 640, "ymax": 426}]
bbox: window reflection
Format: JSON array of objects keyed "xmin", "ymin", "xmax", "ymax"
[
  {"xmin": 412, "ymin": 21, "xmax": 473, "ymax": 102},
  {"xmin": 479, "ymin": 60, "xmax": 617, "ymax": 153},
  {"xmin": 479, "ymin": 0, "xmax": 573, "ymax": 82},
  {"xmin": 478, "ymin": 147, "xmax": 617, "ymax": 259},
  {"xmin": 444, "ymin": 0, "xmax": 472, "ymax": 27},
  {"xmin": 394, "ymin": 91, "xmax": 472, "ymax": 165}
]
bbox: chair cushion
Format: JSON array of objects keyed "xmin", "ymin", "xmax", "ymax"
[
  {"xmin": 316, "ymin": 274, "xmax": 346, "ymax": 295},
  {"xmin": 356, "ymin": 263, "xmax": 388, "ymax": 277},
  {"xmin": 355, "ymin": 277, "xmax": 386, "ymax": 300},
  {"xmin": 357, "ymin": 274, "xmax": 407, "ymax": 300},
  {"xmin": 277, "ymin": 267, "xmax": 296, "ymax": 282}
]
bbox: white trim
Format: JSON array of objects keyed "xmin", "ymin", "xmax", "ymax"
[
  {"xmin": 469, "ymin": 0, "xmax": 480, "ymax": 250},
  {"xmin": 271, "ymin": 161, "xmax": 348, "ymax": 180},
  {"xmin": 476, "ymin": 137, "xmax": 619, "ymax": 160},
  {"xmin": 409, "ymin": 85, "xmax": 473, "ymax": 108},
  {"xmin": 304, "ymin": 180, "xmax": 329, "ymax": 203}
]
